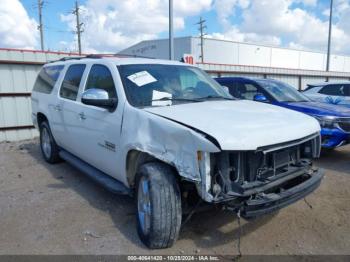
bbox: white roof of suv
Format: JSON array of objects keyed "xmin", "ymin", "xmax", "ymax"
[
  {"xmin": 47, "ymin": 56, "xmax": 187, "ymax": 67},
  {"xmin": 308, "ymin": 81, "xmax": 350, "ymax": 87}
]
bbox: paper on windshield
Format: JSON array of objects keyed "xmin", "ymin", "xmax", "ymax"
[
  {"xmin": 127, "ymin": 71, "xmax": 157, "ymax": 87},
  {"xmin": 152, "ymin": 90, "xmax": 172, "ymax": 106}
]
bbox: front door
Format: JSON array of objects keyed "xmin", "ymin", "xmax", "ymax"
[{"xmin": 73, "ymin": 64, "xmax": 123, "ymax": 179}]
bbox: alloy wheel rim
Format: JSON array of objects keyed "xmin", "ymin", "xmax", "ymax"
[
  {"xmin": 137, "ymin": 177, "xmax": 151, "ymax": 235},
  {"xmin": 41, "ymin": 128, "xmax": 51, "ymax": 158}
]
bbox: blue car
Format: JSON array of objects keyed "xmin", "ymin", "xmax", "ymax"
[{"xmin": 215, "ymin": 77, "xmax": 350, "ymax": 149}]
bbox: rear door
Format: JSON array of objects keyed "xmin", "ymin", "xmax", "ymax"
[
  {"xmin": 32, "ymin": 65, "xmax": 64, "ymax": 142},
  {"xmin": 72, "ymin": 64, "xmax": 123, "ymax": 178}
]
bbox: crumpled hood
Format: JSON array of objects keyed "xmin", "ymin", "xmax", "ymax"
[
  {"xmin": 144, "ymin": 100, "xmax": 321, "ymax": 150},
  {"xmin": 281, "ymin": 101, "xmax": 350, "ymax": 117}
]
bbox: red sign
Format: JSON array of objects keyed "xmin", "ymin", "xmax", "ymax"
[{"xmin": 183, "ymin": 54, "xmax": 195, "ymax": 65}]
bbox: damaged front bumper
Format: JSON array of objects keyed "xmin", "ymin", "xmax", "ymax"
[
  {"xmin": 196, "ymin": 133, "xmax": 324, "ymax": 217},
  {"xmin": 237, "ymin": 168, "xmax": 324, "ymax": 217}
]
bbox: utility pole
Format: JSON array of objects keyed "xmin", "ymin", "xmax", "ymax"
[
  {"xmin": 73, "ymin": 1, "xmax": 84, "ymax": 55},
  {"xmin": 169, "ymin": 0, "xmax": 174, "ymax": 60},
  {"xmin": 37, "ymin": 0, "xmax": 44, "ymax": 51},
  {"xmin": 326, "ymin": 0, "xmax": 333, "ymax": 72},
  {"xmin": 196, "ymin": 17, "xmax": 207, "ymax": 63}
]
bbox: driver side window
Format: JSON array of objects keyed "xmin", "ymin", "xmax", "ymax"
[
  {"xmin": 232, "ymin": 83, "xmax": 260, "ymax": 100},
  {"xmin": 85, "ymin": 65, "xmax": 117, "ymax": 98}
]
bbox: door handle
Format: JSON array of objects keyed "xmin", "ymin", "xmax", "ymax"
[
  {"xmin": 54, "ymin": 104, "xmax": 62, "ymax": 112},
  {"xmin": 78, "ymin": 112, "xmax": 86, "ymax": 120}
]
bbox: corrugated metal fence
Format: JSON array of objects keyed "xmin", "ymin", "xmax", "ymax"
[
  {"xmin": 0, "ymin": 49, "xmax": 350, "ymax": 142},
  {"xmin": 0, "ymin": 48, "xmax": 80, "ymax": 142},
  {"xmin": 199, "ymin": 62, "xmax": 350, "ymax": 90}
]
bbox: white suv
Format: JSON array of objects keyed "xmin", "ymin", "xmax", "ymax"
[
  {"xmin": 31, "ymin": 56, "xmax": 324, "ymax": 249},
  {"xmin": 303, "ymin": 82, "xmax": 350, "ymax": 107}
]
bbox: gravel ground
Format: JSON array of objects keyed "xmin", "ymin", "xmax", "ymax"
[{"xmin": 0, "ymin": 139, "xmax": 349, "ymax": 255}]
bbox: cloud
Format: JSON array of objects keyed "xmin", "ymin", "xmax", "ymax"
[
  {"xmin": 212, "ymin": 0, "xmax": 350, "ymax": 54},
  {"xmin": 58, "ymin": 0, "xmax": 350, "ymax": 55},
  {"xmin": 61, "ymin": 0, "xmax": 212, "ymax": 53},
  {"xmin": 293, "ymin": 0, "xmax": 318, "ymax": 6},
  {"xmin": 214, "ymin": 0, "xmax": 250, "ymax": 28},
  {"xmin": 0, "ymin": 0, "xmax": 38, "ymax": 49}
]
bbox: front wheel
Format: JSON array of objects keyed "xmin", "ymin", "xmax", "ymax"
[{"xmin": 136, "ymin": 162, "xmax": 182, "ymax": 249}]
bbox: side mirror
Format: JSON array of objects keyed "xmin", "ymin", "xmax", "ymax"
[
  {"xmin": 253, "ymin": 93, "xmax": 268, "ymax": 102},
  {"xmin": 81, "ymin": 88, "xmax": 118, "ymax": 111}
]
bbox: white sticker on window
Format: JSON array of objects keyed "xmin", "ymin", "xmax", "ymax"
[
  {"xmin": 127, "ymin": 71, "xmax": 157, "ymax": 87},
  {"xmin": 152, "ymin": 90, "xmax": 172, "ymax": 106}
]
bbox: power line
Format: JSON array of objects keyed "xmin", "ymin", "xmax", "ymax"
[
  {"xmin": 196, "ymin": 17, "xmax": 207, "ymax": 63},
  {"xmin": 37, "ymin": 0, "xmax": 45, "ymax": 50},
  {"xmin": 73, "ymin": 1, "xmax": 84, "ymax": 55}
]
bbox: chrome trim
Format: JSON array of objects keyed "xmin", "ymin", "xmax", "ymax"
[{"xmin": 257, "ymin": 133, "xmax": 320, "ymax": 154}]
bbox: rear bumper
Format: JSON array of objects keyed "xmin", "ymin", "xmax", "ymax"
[{"xmin": 241, "ymin": 168, "xmax": 324, "ymax": 218}]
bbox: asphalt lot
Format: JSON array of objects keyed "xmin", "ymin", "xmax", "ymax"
[{"xmin": 0, "ymin": 139, "xmax": 349, "ymax": 255}]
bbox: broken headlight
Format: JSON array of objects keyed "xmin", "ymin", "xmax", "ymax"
[{"xmin": 197, "ymin": 151, "xmax": 213, "ymax": 202}]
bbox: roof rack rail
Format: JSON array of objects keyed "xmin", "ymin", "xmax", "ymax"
[
  {"xmin": 47, "ymin": 53, "xmax": 156, "ymax": 64},
  {"xmin": 48, "ymin": 54, "xmax": 105, "ymax": 63},
  {"xmin": 85, "ymin": 54, "xmax": 107, "ymax": 59},
  {"xmin": 57, "ymin": 56, "xmax": 85, "ymax": 61},
  {"xmin": 114, "ymin": 54, "xmax": 156, "ymax": 59}
]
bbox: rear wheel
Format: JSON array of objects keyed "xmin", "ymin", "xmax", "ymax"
[
  {"xmin": 136, "ymin": 162, "xmax": 182, "ymax": 249},
  {"xmin": 39, "ymin": 121, "xmax": 61, "ymax": 163}
]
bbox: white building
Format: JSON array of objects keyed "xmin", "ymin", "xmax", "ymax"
[{"xmin": 119, "ymin": 36, "xmax": 350, "ymax": 73}]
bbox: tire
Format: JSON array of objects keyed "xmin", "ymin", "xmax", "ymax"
[
  {"xmin": 39, "ymin": 121, "xmax": 61, "ymax": 164},
  {"xmin": 136, "ymin": 162, "xmax": 182, "ymax": 249}
]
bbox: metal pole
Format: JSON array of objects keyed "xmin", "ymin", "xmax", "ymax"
[
  {"xmin": 38, "ymin": 0, "xmax": 44, "ymax": 51},
  {"xmin": 200, "ymin": 17, "xmax": 204, "ymax": 63},
  {"xmin": 169, "ymin": 0, "xmax": 174, "ymax": 60},
  {"xmin": 75, "ymin": 1, "xmax": 82, "ymax": 55},
  {"xmin": 326, "ymin": 0, "xmax": 333, "ymax": 72},
  {"xmin": 196, "ymin": 17, "xmax": 206, "ymax": 63}
]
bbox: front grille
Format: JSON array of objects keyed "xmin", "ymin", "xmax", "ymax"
[
  {"xmin": 338, "ymin": 120, "xmax": 350, "ymax": 133},
  {"xmin": 210, "ymin": 134, "xmax": 320, "ymax": 199}
]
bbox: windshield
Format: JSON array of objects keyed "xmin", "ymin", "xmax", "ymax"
[
  {"xmin": 256, "ymin": 80, "xmax": 310, "ymax": 102},
  {"xmin": 118, "ymin": 64, "xmax": 233, "ymax": 107}
]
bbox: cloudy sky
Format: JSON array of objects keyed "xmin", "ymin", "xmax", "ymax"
[{"xmin": 1, "ymin": 0, "xmax": 349, "ymax": 55}]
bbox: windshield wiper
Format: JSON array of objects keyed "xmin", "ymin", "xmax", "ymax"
[
  {"xmin": 198, "ymin": 95, "xmax": 235, "ymax": 101},
  {"xmin": 281, "ymin": 100, "xmax": 308, "ymax": 103},
  {"xmin": 150, "ymin": 97, "xmax": 202, "ymax": 103}
]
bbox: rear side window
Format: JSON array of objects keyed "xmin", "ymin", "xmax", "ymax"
[
  {"xmin": 319, "ymin": 84, "xmax": 349, "ymax": 96},
  {"xmin": 33, "ymin": 65, "xmax": 64, "ymax": 94},
  {"xmin": 85, "ymin": 65, "xmax": 117, "ymax": 98},
  {"xmin": 60, "ymin": 64, "xmax": 86, "ymax": 101}
]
